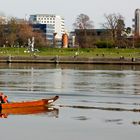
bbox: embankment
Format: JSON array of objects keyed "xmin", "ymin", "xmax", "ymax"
[{"xmin": 0, "ymin": 56, "xmax": 140, "ymax": 65}]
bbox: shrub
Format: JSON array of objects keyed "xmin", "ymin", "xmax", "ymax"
[{"xmin": 95, "ymin": 40, "xmax": 115, "ymax": 48}]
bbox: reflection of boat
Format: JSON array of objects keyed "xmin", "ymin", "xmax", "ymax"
[
  {"xmin": 0, "ymin": 96, "xmax": 59, "ymax": 109},
  {"xmin": 0, "ymin": 106, "xmax": 59, "ymax": 118}
]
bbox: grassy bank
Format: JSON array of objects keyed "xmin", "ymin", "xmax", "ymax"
[{"xmin": 0, "ymin": 47, "xmax": 140, "ymax": 58}]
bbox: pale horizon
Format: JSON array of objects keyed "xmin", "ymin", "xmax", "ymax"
[{"xmin": 0, "ymin": 0, "xmax": 140, "ymax": 31}]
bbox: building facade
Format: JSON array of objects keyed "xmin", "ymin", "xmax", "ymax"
[
  {"xmin": 0, "ymin": 16, "xmax": 8, "ymax": 24},
  {"xmin": 135, "ymin": 9, "xmax": 140, "ymax": 36},
  {"xmin": 29, "ymin": 14, "xmax": 65, "ymax": 40},
  {"xmin": 32, "ymin": 24, "xmax": 54, "ymax": 41}
]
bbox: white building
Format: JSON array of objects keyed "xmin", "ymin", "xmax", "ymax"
[
  {"xmin": 29, "ymin": 14, "xmax": 65, "ymax": 39},
  {"xmin": 134, "ymin": 9, "xmax": 140, "ymax": 36},
  {"xmin": 0, "ymin": 16, "xmax": 8, "ymax": 24}
]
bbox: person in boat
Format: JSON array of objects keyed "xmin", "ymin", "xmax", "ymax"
[{"xmin": 3, "ymin": 96, "xmax": 9, "ymax": 103}]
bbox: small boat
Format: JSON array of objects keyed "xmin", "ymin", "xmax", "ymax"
[{"xmin": 0, "ymin": 96, "xmax": 59, "ymax": 109}]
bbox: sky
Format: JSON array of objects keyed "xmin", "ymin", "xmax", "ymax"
[{"xmin": 0, "ymin": 0, "xmax": 140, "ymax": 31}]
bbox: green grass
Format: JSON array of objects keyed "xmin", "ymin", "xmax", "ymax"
[{"xmin": 0, "ymin": 47, "xmax": 140, "ymax": 58}]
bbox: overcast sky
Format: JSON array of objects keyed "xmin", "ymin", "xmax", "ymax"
[{"xmin": 0, "ymin": 0, "xmax": 140, "ymax": 31}]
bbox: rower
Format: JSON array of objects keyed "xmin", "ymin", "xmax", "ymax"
[{"xmin": 3, "ymin": 96, "xmax": 9, "ymax": 103}]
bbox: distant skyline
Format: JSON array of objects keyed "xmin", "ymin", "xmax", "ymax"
[{"xmin": 0, "ymin": 0, "xmax": 140, "ymax": 31}]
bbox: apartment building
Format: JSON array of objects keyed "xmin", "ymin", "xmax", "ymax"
[{"xmin": 29, "ymin": 14, "xmax": 65, "ymax": 40}]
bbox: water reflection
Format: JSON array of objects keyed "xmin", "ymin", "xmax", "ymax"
[
  {"xmin": 1, "ymin": 63, "xmax": 140, "ymax": 70},
  {"xmin": 132, "ymin": 121, "xmax": 140, "ymax": 125},
  {"xmin": 73, "ymin": 116, "xmax": 90, "ymax": 121},
  {"xmin": 105, "ymin": 119, "xmax": 123, "ymax": 125},
  {"xmin": 0, "ymin": 113, "xmax": 8, "ymax": 118},
  {"xmin": 0, "ymin": 107, "xmax": 59, "ymax": 118},
  {"xmin": 59, "ymin": 104, "xmax": 140, "ymax": 112}
]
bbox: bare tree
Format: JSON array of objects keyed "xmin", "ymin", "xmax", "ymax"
[
  {"xmin": 102, "ymin": 13, "xmax": 125, "ymax": 40},
  {"xmin": 73, "ymin": 14, "xmax": 94, "ymax": 48},
  {"xmin": 73, "ymin": 14, "xmax": 93, "ymax": 29}
]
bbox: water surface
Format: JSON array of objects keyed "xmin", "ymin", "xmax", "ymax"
[{"xmin": 0, "ymin": 63, "xmax": 140, "ymax": 140}]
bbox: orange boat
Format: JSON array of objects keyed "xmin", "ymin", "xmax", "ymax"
[{"xmin": 0, "ymin": 96, "xmax": 59, "ymax": 109}]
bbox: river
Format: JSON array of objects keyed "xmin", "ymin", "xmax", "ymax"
[{"xmin": 0, "ymin": 63, "xmax": 140, "ymax": 140}]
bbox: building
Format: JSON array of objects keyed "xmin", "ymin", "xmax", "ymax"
[
  {"xmin": 32, "ymin": 24, "xmax": 54, "ymax": 41},
  {"xmin": 68, "ymin": 31, "xmax": 76, "ymax": 48},
  {"xmin": 29, "ymin": 14, "xmax": 65, "ymax": 40},
  {"xmin": 134, "ymin": 9, "xmax": 140, "ymax": 36},
  {"xmin": 75, "ymin": 29, "xmax": 112, "ymax": 40},
  {"xmin": 0, "ymin": 16, "xmax": 8, "ymax": 24}
]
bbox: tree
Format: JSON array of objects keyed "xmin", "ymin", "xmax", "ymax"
[
  {"xmin": 0, "ymin": 17, "xmax": 7, "ymax": 46},
  {"xmin": 73, "ymin": 14, "xmax": 93, "ymax": 29},
  {"xmin": 6, "ymin": 18, "xmax": 19, "ymax": 46},
  {"xmin": 125, "ymin": 27, "xmax": 131, "ymax": 35},
  {"xmin": 102, "ymin": 13, "xmax": 125, "ymax": 40},
  {"xmin": 17, "ymin": 21, "xmax": 34, "ymax": 46},
  {"xmin": 116, "ymin": 19, "xmax": 125, "ymax": 39},
  {"xmin": 18, "ymin": 21, "xmax": 48, "ymax": 47},
  {"xmin": 0, "ymin": 16, "xmax": 48, "ymax": 48},
  {"xmin": 73, "ymin": 14, "xmax": 94, "ymax": 48}
]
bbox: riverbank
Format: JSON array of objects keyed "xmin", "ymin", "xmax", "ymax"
[{"xmin": 1, "ymin": 56, "xmax": 140, "ymax": 65}]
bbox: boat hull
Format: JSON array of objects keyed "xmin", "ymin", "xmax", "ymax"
[{"xmin": 0, "ymin": 96, "xmax": 59, "ymax": 109}]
